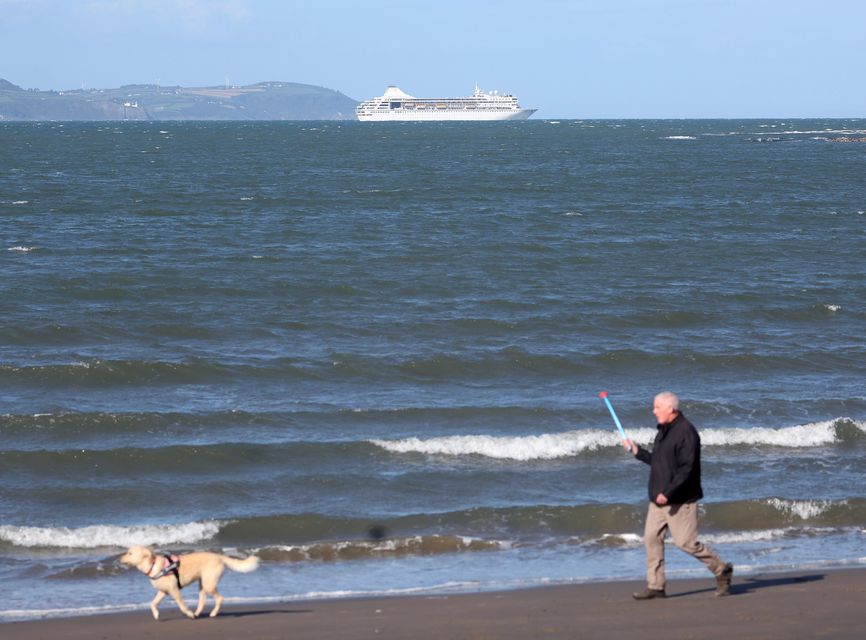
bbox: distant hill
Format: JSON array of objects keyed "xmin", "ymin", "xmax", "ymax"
[{"xmin": 0, "ymin": 80, "xmax": 358, "ymax": 121}]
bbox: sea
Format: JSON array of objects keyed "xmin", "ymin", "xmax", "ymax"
[{"xmin": 1, "ymin": 119, "xmax": 865, "ymax": 621}]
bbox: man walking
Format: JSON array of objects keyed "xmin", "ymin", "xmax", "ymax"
[{"xmin": 623, "ymin": 391, "xmax": 733, "ymax": 599}]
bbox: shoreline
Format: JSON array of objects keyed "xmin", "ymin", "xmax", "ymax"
[{"xmin": 5, "ymin": 567, "xmax": 866, "ymax": 639}]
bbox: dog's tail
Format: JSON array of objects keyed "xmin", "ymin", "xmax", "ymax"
[{"xmin": 222, "ymin": 555, "xmax": 260, "ymax": 574}]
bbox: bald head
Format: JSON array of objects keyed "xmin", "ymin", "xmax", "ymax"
[{"xmin": 653, "ymin": 391, "xmax": 680, "ymax": 425}]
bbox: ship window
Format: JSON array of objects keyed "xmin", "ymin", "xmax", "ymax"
[{"xmin": 390, "ymin": 101, "xmax": 402, "ymax": 109}]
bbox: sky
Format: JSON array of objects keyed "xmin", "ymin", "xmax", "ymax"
[{"xmin": 1, "ymin": 0, "xmax": 864, "ymax": 118}]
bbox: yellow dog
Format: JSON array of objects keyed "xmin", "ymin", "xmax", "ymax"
[{"xmin": 121, "ymin": 545, "xmax": 259, "ymax": 620}]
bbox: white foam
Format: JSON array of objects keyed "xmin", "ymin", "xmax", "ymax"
[
  {"xmin": 700, "ymin": 419, "xmax": 848, "ymax": 447},
  {"xmin": 766, "ymin": 498, "xmax": 839, "ymax": 520},
  {"xmin": 0, "ymin": 521, "xmax": 223, "ymax": 549},
  {"xmin": 664, "ymin": 135, "xmax": 697, "ymax": 140},
  {"xmin": 371, "ymin": 419, "xmax": 863, "ymax": 460},
  {"xmin": 371, "ymin": 429, "xmax": 641, "ymax": 461},
  {"xmin": 264, "ymin": 535, "xmax": 508, "ymax": 558},
  {"xmin": 824, "ymin": 304, "xmax": 841, "ymax": 312},
  {"xmin": 7, "ymin": 246, "xmax": 37, "ymax": 252},
  {"xmin": 599, "ymin": 533, "xmax": 642, "ymax": 545},
  {"xmin": 597, "ymin": 528, "xmax": 794, "ymax": 546},
  {"xmin": 702, "ymin": 529, "xmax": 791, "ymax": 544}
]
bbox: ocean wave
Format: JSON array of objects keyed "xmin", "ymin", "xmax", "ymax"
[
  {"xmin": 41, "ymin": 536, "xmax": 506, "ymax": 584},
  {"xmin": 0, "ymin": 359, "xmax": 234, "ymax": 387},
  {"xmin": 46, "ymin": 560, "xmax": 129, "ymax": 580},
  {"xmin": 699, "ymin": 419, "xmax": 852, "ymax": 447},
  {"xmin": 3, "ymin": 419, "xmax": 862, "ymax": 483},
  {"xmin": 4, "ymin": 499, "xmax": 864, "ymax": 553},
  {"xmin": 663, "ymin": 136, "xmax": 697, "ymax": 140},
  {"xmin": 371, "ymin": 430, "xmax": 622, "ymax": 460},
  {"xmin": 0, "ymin": 440, "xmax": 377, "ymax": 479},
  {"xmin": 197, "ymin": 498, "xmax": 866, "ymax": 543},
  {"xmin": 595, "ymin": 529, "xmax": 788, "ymax": 547},
  {"xmin": 372, "ymin": 418, "xmax": 866, "ymax": 460},
  {"xmin": 775, "ymin": 129, "xmax": 866, "ymax": 135},
  {"xmin": 7, "ymin": 245, "xmax": 37, "ymax": 252},
  {"xmin": 0, "ymin": 521, "xmax": 222, "ymax": 549},
  {"xmin": 765, "ymin": 498, "xmax": 839, "ymax": 520},
  {"xmin": 256, "ymin": 535, "xmax": 506, "ymax": 563},
  {"xmin": 0, "ymin": 410, "xmax": 293, "ymax": 449},
  {"xmin": 0, "ymin": 347, "xmax": 858, "ymax": 388},
  {"xmin": 0, "ymin": 357, "xmax": 328, "ymax": 387}
]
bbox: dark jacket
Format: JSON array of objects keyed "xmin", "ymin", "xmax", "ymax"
[{"xmin": 635, "ymin": 412, "xmax": 703, "ymax": 505}]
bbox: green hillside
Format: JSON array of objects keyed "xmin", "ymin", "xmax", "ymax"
[{"xmin": 0, "ymin": 80, "xmax": 358, "ymax": 121}]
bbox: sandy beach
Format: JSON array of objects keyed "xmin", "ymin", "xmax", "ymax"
[{"xmin": 5, "ymin": 568, "xmax": 865, "ymax": 640}]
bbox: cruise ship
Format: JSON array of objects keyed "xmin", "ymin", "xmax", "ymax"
[{"xmin": 356, "ymin": 85, "xmax": 536, "ymax": 121}]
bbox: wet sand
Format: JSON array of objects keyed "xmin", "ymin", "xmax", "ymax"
[{"xmin": 5, "ymin": 568, "xmax": 865, "ymax": 639}]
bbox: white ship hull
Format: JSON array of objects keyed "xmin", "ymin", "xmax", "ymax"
[
  {"xmin": 357, "ymin": 108, "xmax": 536, "ymax": 122},
  {"xmin": 356, "ymin": 85, "xmax": 536, "ymax": 122}
]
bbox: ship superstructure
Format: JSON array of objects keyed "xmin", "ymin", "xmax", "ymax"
[{"xmin": 356, "ymin": 85, "xmax": 536, "ymax": 121}]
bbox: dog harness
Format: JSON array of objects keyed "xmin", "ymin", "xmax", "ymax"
[{"xmin": 148, "ymin": 554, "xmax": 181, "ymax": 588}]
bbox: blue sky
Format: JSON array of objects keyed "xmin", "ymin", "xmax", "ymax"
[{"xmin": 1, "ymin": 0, "xmax": 863, "ymax": 117}]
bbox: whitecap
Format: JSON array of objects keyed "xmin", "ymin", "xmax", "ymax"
[
  {"xmin": 702, "ymin": 528, "xmax": 791, "ymax": 544},
  {"xmin": 0, "ymin": 521, "xmax": 223, "ymax": 549},
  {"xmin": 7, "ymin": 246, "xmax": 37, "ymax": 252},
  {"xmin": 699, "ymin": 419, "xmax": 850, "ymax": 448},
  {"xmin": 371, "ymin": 429, "xmax": 655, "ymax": 461},
  {"xmin": 766, "ymin": 498, "xmax": 840, "ymax": 520},
  {"xmin": 598, "ymin": 533, "xmax": 642, "ymax": 545},
  {"xmin": 371, "ymin": 419, "xmax": 864, "ymax": 460},
  {"xmin": 664, "ymin": 136, "xmax": 697, "ymax": 140}
]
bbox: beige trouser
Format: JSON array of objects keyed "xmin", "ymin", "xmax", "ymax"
[{"xmin": 644, "ymin": 501, "xmax": 726, "ymax": 590}]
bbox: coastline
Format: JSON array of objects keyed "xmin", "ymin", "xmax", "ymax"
[{"xmin": 5, "ymin": 567, "xmax": 865, "ymax": 640}]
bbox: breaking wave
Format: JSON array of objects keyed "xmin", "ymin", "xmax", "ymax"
[
  {"xmin": 0, "ymin": 521, "xmax": 222, "ymax": 549},
  {"xmin": 256, "ymin": 535, "xmax": 506, "ymax": 563},
  {"xmin": 372, "ymin": 429, "xmax": 625, "ymax": 460},
  {"xmin": 372, "ymin": 418, "xmax": 865, "ymax": 460},
  {"xmin": 5, "ymin": 498, "xmax": 865, "ymax": 551}
]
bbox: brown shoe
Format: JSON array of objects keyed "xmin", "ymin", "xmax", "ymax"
[
  {"xmin": 715, "ymin": 563, "xmax": 734, "ymax": 597},
  {"xmin": 632, "ymin": 588, "xmax": 666, "ymax": 600}
]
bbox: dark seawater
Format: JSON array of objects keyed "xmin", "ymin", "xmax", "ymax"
[{"xmin": 1, "ymin": 120, "xmax": 865, "ymax": 620}]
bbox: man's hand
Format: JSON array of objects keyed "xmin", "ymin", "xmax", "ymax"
[
  {"xmin": 623, "ymin": 438, "xmax": 638, "ymax": 455},
  {"xmin": 655, "ymin": 493, "xmax": 668, "ymax": 505}
]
